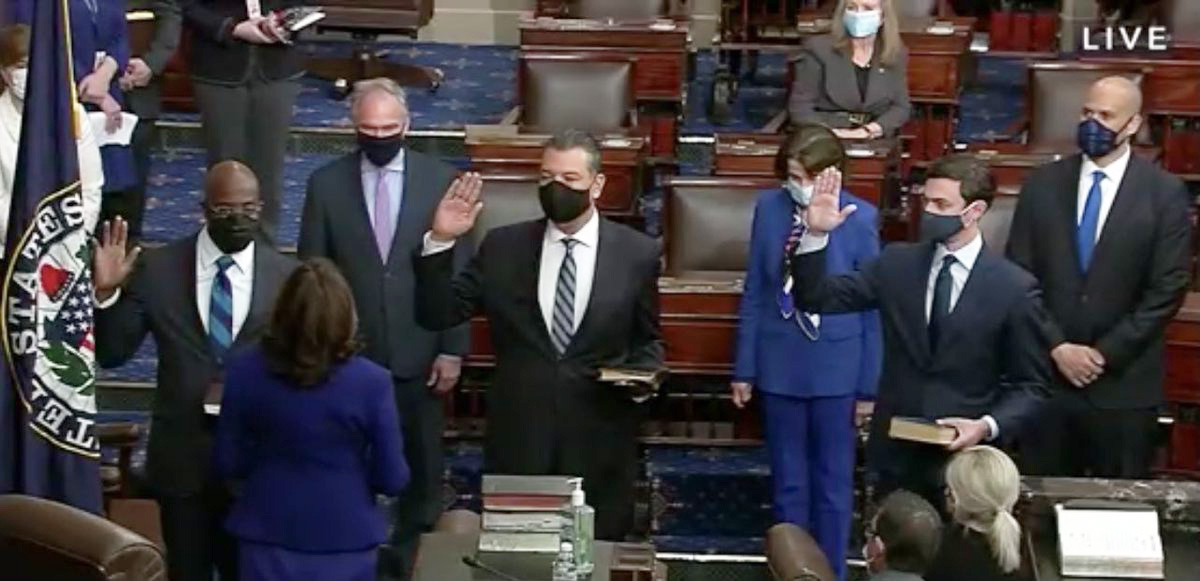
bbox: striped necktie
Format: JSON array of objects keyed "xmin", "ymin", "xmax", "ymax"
[
  {"xmin": 550, "ymin": 238, "xmax": 579, "ymax": 356},
  {"xmin": 208, "ymin": 255, "xmax": 236, "ymax": 361}
]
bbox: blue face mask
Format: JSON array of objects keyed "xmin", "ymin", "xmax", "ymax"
[
  {"xmin": 844, "ymin": 8, "xmax": 883, "ymax": 39},
  {"xmin": 1077, "ymin": 117, "xmax": 1130, "ymax": 160}
]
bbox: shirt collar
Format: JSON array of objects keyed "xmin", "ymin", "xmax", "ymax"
[
  {"xmin": 933, "ymin": 229, "xmax": 983, "ymax": 271},
  {"xmin": 1081, "ymin": 144, "xmax": 1132, "ymax": 184},
  {"xmin": 546, "ymin": 208, "xmax": 600, "ymax": 248},
  {"xmin": 198, "ymin": 227, "xmax": 255, "ymax": 272},
  {"xmin": 360, "ymin": 148, "xmax": 407, "ymax": 174}
]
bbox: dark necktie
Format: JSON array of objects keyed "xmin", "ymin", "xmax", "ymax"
[
  {"xmin": 550, "ymin": 238, "xmax": 579, "ymax": 356},
  {"xmin": 928, "ymin": 255, "xmax": 956, "ymax": 347},
  {"xmin": 208, "ymin": 255, "xmax": 235, "ymax": 361},
  {"xmin": 1077, "ymin": 170, "xmax": 1104, "ymax": 272}
]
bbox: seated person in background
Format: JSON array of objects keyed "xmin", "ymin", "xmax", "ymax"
[
  {"xmin": 789, "ymin": 0, "xmax": 911, "ymax": 140},
  {"xmin": 926, "ymin": 445, "xmax": 1026, "ymax": 581},
  {"xmin": 863, "ymin": 490, "xmax": 944, "ymax": 581},
  {"xmin": 214, "ymin": 258, "xmax": 410, "ymax": 581},
  {"xmin": 0, "ymin": 23, "xmax": 102, "ymax": 257},
  {"xmin": 731, "ymin": 122, "xmax": 881, "ymax": 581}
]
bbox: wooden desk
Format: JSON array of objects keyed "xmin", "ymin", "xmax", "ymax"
[
  {"xmin": 519, "ymin": 17, "xmax": 688, "ymax": 158},
  {"xmin": 711, "ymin": 133, "xmax": 898, "ymax": 210},
  {"xmin": 659, "ymin": 278, "xmax": 741, "ymax": 376},
  {"xmin": 414, "ymin": 532, "xmax": 664, "ymax": 581},
  {"xmin": 465, "ymin": 129, "xmax": 649, "ymax": 217}
]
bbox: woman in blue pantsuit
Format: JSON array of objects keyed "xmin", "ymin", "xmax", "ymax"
[
  {"xmin": 731, "ymin": 123, "xmax": 882, "ymax": 580},
  {"xmin": 214, "ymin": 259, "xmax": 410, "ymax": 581}
]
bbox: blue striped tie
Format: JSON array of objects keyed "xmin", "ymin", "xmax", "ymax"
[
  {"xmin": 208, "ymin": 255, "xmax": 235, "ymax": 361},
  {"xmin": 551, "ymin": 238, "xmax": 579, "ymax": 356}
]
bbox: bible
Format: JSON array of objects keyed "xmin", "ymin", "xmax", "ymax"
[
  {"xmin": 888, "ymin": 416, "xmax": 956, "ymax": 446},
  {"xmin": 277, "ymin": 6, "xmax": 326, "ymax": 33},
  {"xmin": 1056, "ymin": 501, "xmax": 1164, "ymax": 578}
]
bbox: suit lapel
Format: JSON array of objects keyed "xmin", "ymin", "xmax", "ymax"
[
  {"xmin": 232, "ymin": 241, "xmax": 273, "ymax": 348},
  {"xmin": 1059, "ymin": 154, "xmax": 1085, "ymax": 273},
  {"xmin": 1087, "ymin": 155, "xmax": 1142, "ymax": 276},
  {"xmin": 565, "ymin": 219, "xmax": 611, "ymax": 356},
  {"xmin": 862, "ymin": 63, "xmax": 889, "ymax": 112},
  {"xmin": 931, "ymin": 247, "xmax": 1000, "ymax": 361},
  {"xmin": 896, "ymin": 243, "xmax": 935, "ymax": 365},
  {"xmin": 825, "ymin": 49, "xmax": 864, "ymax": 111},
  {"xmin": 520, "ymin": 220, "xmax": 556, "ymax": 356},
  {"xmin": 344, "ymin": 155, "xmax": 385, "ymax": 267},
  {"xmin": 182, "ymin": 236, "xmax": 208, "ymax": 346},
  {"xmin": 387, "ymin": 150, "xmax": 421, "ymax": 267}
]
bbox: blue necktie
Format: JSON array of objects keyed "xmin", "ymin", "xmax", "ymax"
[
  {"xmin": 1077, "ymin": 171, "xmax": 1104, "ymax": 272},
  {"xmin": 208, "ymin": 255, "xmax": 235, "ymax": 361}
]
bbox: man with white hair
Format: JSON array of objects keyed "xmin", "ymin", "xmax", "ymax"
[
  {"xmin": 299, "ymin": 77, "xmax": 468, "ymax": 579},
  {"xmin": 1007, "ymin": 75, "xmax": 1192, "ymax": 479}
]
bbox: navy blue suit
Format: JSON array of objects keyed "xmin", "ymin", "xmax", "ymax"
[
  {"xmin": 214, "ymin": 349, "xmax": 410, "ymax": 580},
  {"xmin": 735, "ymin": 188, "xmax": 881, "ymax": 580}
]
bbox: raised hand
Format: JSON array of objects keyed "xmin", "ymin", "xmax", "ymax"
[
  {"xmin": 431, "ymin": 172, "xmax": 484, "ymax": 242},
  {"xmin": 93, "ymin": 217, "xmax": 142, "ymax": 302},
  {"xmin": 803, "ymin": 166, "xmax": 856, "ymax": 234}
]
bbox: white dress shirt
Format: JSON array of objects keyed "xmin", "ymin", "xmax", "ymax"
[
  {"xmin": 0, "ymin": 91, "xmax": 103, "ymax": 257},
  {"xmin": 97, "ymin": 228, "xmax": 256, "ymax": 340},
  {"xmin": 194, "ymin": 227, "xmax": 255, "ymax": 337},
  {"xmin": 536, "ymin": 210, "xmax": 599, "ymax": 335},
  {"xmin": 924, "ymin": 231, "xmax": 984, "ymax": 320},
  {"xmin": 360, "ymin": 149, "xmax": 405, "ymax": 228},
  {"xmin": 1077, "ymin": 146, "xmax": 1131, "ymax": 241}
]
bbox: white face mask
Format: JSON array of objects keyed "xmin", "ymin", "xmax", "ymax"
[
  {"xmin": 3, "ymin": 67, "xmax": 27, "ymax": 101},
  {"xmin": 785, "ymin": 177, "xmax": 814, "ymax": 207},
  {"xmin": 844, "ymin": 8, "xmax": 883, "ymax": 38}
]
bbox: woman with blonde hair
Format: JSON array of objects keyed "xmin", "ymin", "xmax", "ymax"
[
  {"xmin": 926, "ymin": 445, "xmax": 1026, "ymax": 581},
  {"xmin": 788, "ymin": 0, "xmax": 911, "ymax": 139}
]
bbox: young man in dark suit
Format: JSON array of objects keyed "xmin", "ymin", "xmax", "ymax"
[
  {"xmin": 93, "ymin": 160, "xmax": 298, "ymax": 581},
  {"xmin": 791, "ymin": 154, "xmax": 1050, "ymax": 506},
  {"xmin": 298, "ymin": 77, "xmax": 469, "ymax": 579},
  {"xmin": 1006, "ymin": 76, "xmax": 1192, "ymax": 479},
  {"xmin": 116, "ymin": 0, "xmax": 180, "ymax": 241},
  {"xmin": 181, "ymin": 0, "xmax": 303, "ymax": 242},
  {"xmin": 414, "ymin": 129, "xmax": 664, "ymax": 541}
]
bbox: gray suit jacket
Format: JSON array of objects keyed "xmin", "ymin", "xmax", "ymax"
[
  {"xmin": 126, "ymin": 0, "xmax": 181, "ymax": 119},
  {"xmin": 299, "ymin": 149, "xmax": 470, "ymax": 380},
  {"xmin": 788, "ymin": 34, "xmax": 911, "ymax": 136},
  {"xmin": 95, "ymin": 234, "xmax": 298, "ymax": 495}
]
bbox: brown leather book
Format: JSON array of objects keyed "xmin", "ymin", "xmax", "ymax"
[{"xmin": 888, "ymin": 416, "xmax": 956, "ymax": 446}]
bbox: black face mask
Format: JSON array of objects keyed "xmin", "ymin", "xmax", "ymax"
[
  {"xmin": 206, "ymin": 213, "xmax": 259, "ymax": 254},
  {"xmin": 919, "ymin": 210, "xmax": 966, "ymax": 245},
  {"xmin": 358, "ymin": 132, "xmax": 405, "ymax": 167},
  {"xmin": 538, "ymin": 180, "xmax": 593, "ymax": 224}
]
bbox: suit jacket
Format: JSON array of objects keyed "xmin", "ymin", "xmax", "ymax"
[
  {"xmin": 299, "ymin": 150, "xmax": 470, "ymax": 379},
  {"xmin": 95, "ymin": 234, "xmax": 297, "ymax": 495},
  {"xmin": 872, "ymin": 571, "xmax": 925, "ymax": 581},
  {"xmin": 126, "ymin": 0, "xmax": 182, "ymax": 119},
  {"xmin": 790, "ymin": 240, "xmax": 1050, "ymax": 458},
  {"xmin": 788, "ymin": 34, "xmax": 911, "ymax": 135},
  {"xmin": 214, "ymin": 349, "xmax": 409, "ymax": 552},
  {"xmin": 180, "ymin": 0, "xmax": 304, "ymax": 84},
  {"xmin": 413, "ymin": 217, "xmax": 664, "ymax": 474},
  {"xmin": 734, "ymin": 188, "xmax": 882, "ymax": 399},
  {"xmin": 925, "ymin": 524, "xmax": 1025, "ymax": 581},
  {"xmin": 1006, "ymin": 154, "xmax": 1192, "ymax": 409}
]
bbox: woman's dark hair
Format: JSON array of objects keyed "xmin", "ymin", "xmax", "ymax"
[
  {"xmin": 0, "ymin": 24, "xmax": 30, "ymax": 68},
  {"xmin": 774, "ymin": 122, "xmax": 850, "ymax": 182},
  {"xmin": 261, "ymin": 258, "xmax": 360, "ymax": 387}
]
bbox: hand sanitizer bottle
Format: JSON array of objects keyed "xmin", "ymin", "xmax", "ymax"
[
  {"xmin": 552, "ymin": 540, "xmax": 578, "ymax": 581},
  {"xmin": 570, "ymin": 488, "xmax": 595, "ymax": 576}
]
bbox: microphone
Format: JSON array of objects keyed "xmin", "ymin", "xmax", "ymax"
[{"xmin": 461, "ymin": 555, "xmax": 525, "ymax": 581}]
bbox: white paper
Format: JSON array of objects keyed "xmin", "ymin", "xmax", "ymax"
[
  {"xmin": 245, "ymin": 0, "xmax": 262, "ymax": 19},
  {"xmin": 87, "ymin": 112, "xmax": 139, "ymax": 146},
  {"xmin": 1056, "ymin": 504, "xmax": 1164, "ymax": 579}
]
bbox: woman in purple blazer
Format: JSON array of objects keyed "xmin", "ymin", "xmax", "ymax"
[
  {"xmin": 214, "ymin": 258, "xmax": 410, "ymax": 581},
  {"xmin": 731, "ymin": 123, "xmax": 882, "ymax": 580}
]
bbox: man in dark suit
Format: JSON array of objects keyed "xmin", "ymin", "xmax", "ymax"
[
  {"xmin": 791, "ymin": 154, "xmax": 1050, "ymax": 506},
  {"xmin": 181, "ymin": 0, "xmax": 303, "ymax": 242},
  {"xmin": 414, "ymin": 130, "xmax": 664, "ymax": 541},
  {"xmin": 1006, "ymin": 76, "xmax": 1192, "ymax": 479},
  {"xmin": 94, "ymin": 160, "xmax": 297, "ymax": 581},
  {"xmin": 118, "ymin": 0, "xmax": 180, "ymax": 240},
  {"xmin": 298, "ymin": 77, "xmax": 468, "ymax": 578}
]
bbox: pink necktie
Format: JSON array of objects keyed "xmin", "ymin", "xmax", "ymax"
[{"xmin": 373, "ymin": 170, "xmax": 394, "ymax": 261}]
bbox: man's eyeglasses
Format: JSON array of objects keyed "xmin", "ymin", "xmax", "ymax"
[{"xmin": 203, "ymin": 202, "xmax": 263, "ymax": 219}]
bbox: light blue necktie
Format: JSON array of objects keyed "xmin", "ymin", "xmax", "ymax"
[
  {"xmin": 1077, "ymin": 171, "xmax": 1104, "ymax": 272},
  {"xmin": 208, "ymin": 255, "xmax": 235, "ymax": 361}
]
